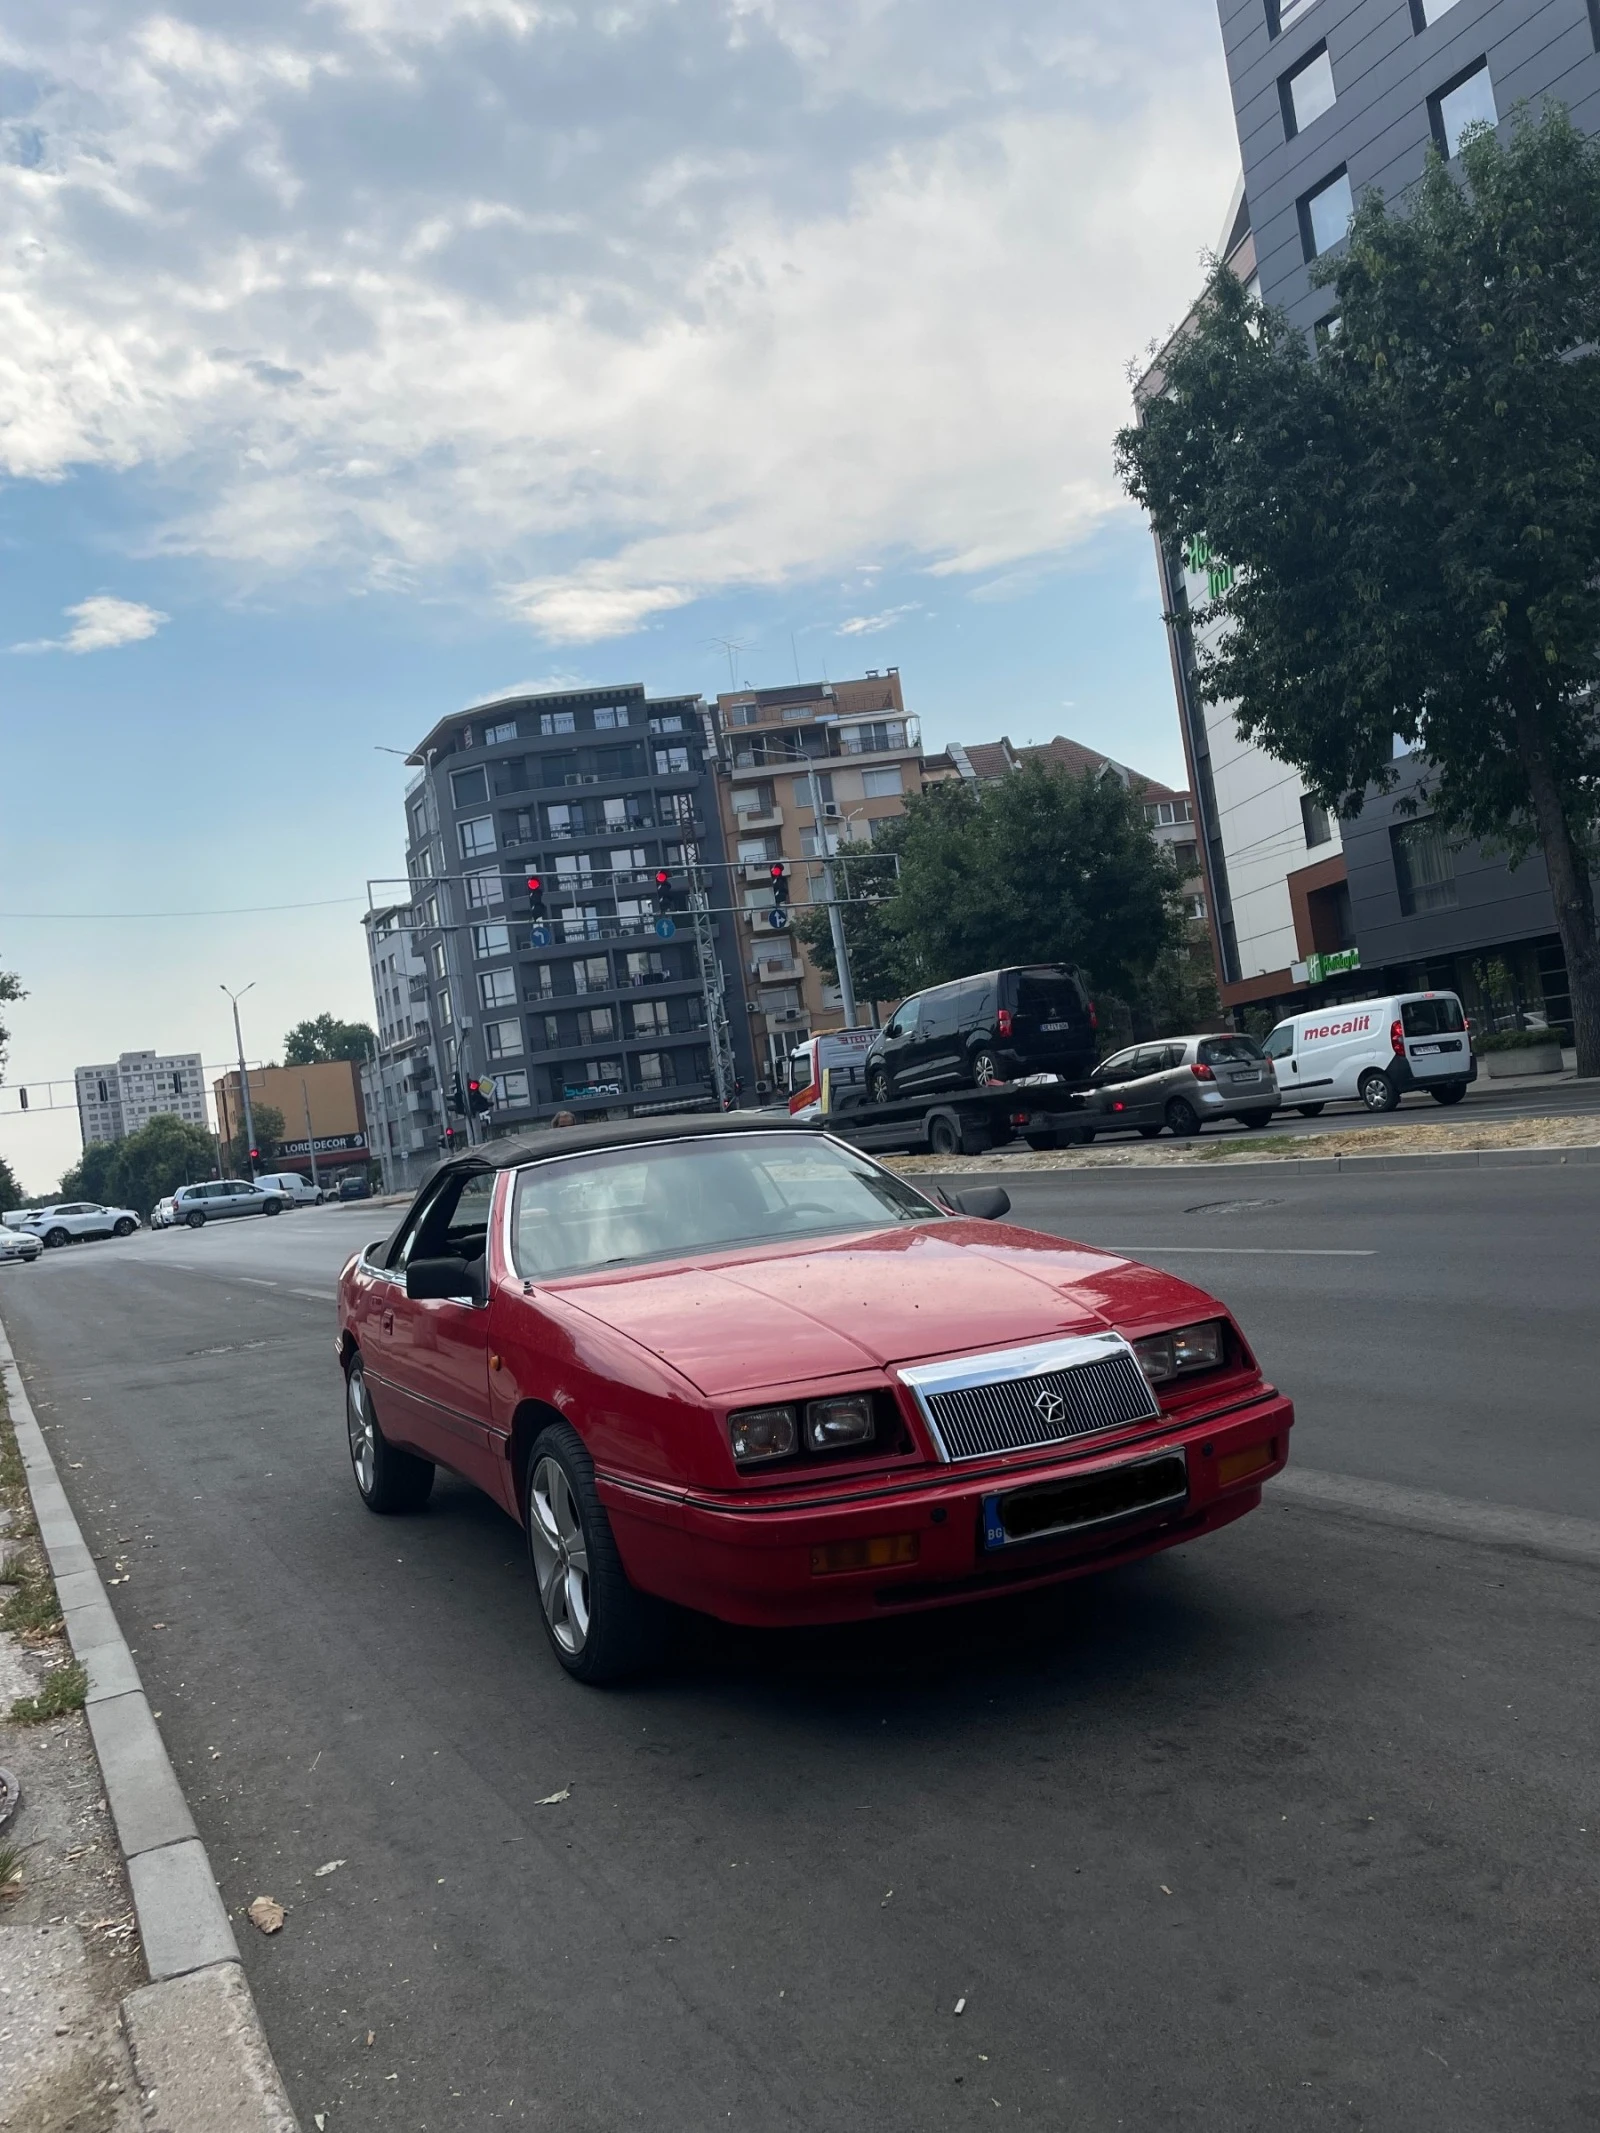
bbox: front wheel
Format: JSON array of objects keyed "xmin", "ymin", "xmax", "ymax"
[
  {"xmin": 1430, "ymin": 1084, "xmax": 1467, "ymax": 1106},
  {"xmin": 43, "ymin": 1228, "xmax": 71, "ymax": 1249},
  {"xmin": 1137, "ymin": 1125, "xmax": 1162, "ymax": 1141},
  {"xmin": 1359, "ymin": 1070, "xmax": 1401, "ymax": 1114},
  {"xmin": 113, "ymin": 1217, "xmax": 136, "ymax": 1237},
  {"xmin": 928, "ymin": 1114, "xmax": 960, "ymax": 1156},
  {"xmin": 526, "ymin": 1423, "xmax": 664, "ymax": 1683},
  {"xmin": 1164, "ymin": 1098, "xmax": 1201, "ymax": 1138},
  {"xmin": 971, "ymin": 1051, "xmax": 1002, "ymax": 1088},
  {"xmin": 1295, "ymin": 1104, "xmax": 1325, "ymax": 1118},
  {"xmin": 1241, "ymin": 1112, "xmax": 1274, "ymax": 1131},
  {"xmin": 868, "ymin": 1066, "xmax": 893, "ymax": 1105},
  {"xmin": 346, "ymin": 1358, "xmax": 434, "ymax": 1513}
]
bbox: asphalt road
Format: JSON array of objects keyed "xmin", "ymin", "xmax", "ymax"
[{"xmin": 1, "ymin": 1181, "xmax": 1597, "ymax": 2133}]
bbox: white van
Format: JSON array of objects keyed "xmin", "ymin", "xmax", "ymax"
[
  {"xmin": 1261, "ymin": 991, "xmax": 1476, "ymax": 1115},
  {"xmin": 785, "ymin": 1029, "xmax": 876, "ymax": 1120},
  {"xmin": 252, "ymin": 1171, "xmax": 325, "ymax": 1207}
]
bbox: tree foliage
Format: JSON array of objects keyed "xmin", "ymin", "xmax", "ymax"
[
  {"xmin": 1116, "ymin": 105, "xmax": 1600, "ymax": 1072},
  {"xmin": 0, "ymin": 1153, "xmax": 21, "ymax": 1211},
  {"xmin": 283, "ymin": 1014, "xmax": 376, "ymax": 1067},
  {"xmin": 798, "ymin": 766, "xmax": 1182, "ymax": 1012},
  {"xmin": 0, "ymin": 956, "xmax": 24, "ymax": 1082},
  {"xmin": 228, "ymin": 1102, "xmax": 285, "ymax": 1174},
  {"xmin": 791, "ymin": 824, "xmax": 908, "ymax": 1006},
  {"xmin": 58, "ymin": 1116, "xmax": 220, "ymax": 1211}
]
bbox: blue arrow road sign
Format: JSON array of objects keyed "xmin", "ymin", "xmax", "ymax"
[
  {"xmin": 530, "ymin": 924, "xmax": 551, "ymax": 946},
  {"xmin": 654, "ymin": 917, "xmax": 676, "ymax": 939},
  {"xmin": 767, "ymin": 908, "xmax": 790, "ymax": 930}
]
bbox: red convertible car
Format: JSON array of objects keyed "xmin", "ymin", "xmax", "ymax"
[{"xmin": 336, "ymin": 1117, "xmax": 1292, "ymax": 1681}]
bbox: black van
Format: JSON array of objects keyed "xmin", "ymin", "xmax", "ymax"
[{"xmin": 864, "ymin": 965, "xmax": 1097, "ymax": 1100}]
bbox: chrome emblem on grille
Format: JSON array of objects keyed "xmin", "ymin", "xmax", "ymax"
[{"xmin": 1033, "ymin": 1387, "xmax": 1067, "ymax": 1427}]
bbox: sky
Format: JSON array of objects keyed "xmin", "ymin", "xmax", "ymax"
[{"xmin": 0, "ymin": 0, "xmax": 1241, "ymax": 1195}]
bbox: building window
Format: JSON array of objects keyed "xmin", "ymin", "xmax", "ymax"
[
  {"xmin": 539, "ymin": 1014, "xmax": 562, "ymax": 1049},
  {"xmin": 555, "ymin": 851, "xmax": 593, "ymax": 884},
  {"xmin": 1314, "ymin": 312, "xmax": 1343, "ymax": 351},
  {"xmin": 1298, "ymin": 167, "xmax": 1353, "ymax": 261},
  {"xmin": 861, "ymin": 766, "xmax": 904, "ymax": 799},
  {"xmin": 733, "ymin": 782, "xmax": 776, "ymax": 817},
  {"xmin": 572, "ymin": 956, "xmax": 610, "ymax": 994},
  {"xmin": 458, "ymin": 816, "xmax": 495, "ymax": 858},
  {"xmin": 1390, "ymin": 819, "xmax": 1459, "ymax": 915},
  {"xmin": 540, "ymin": 711, "xmax": 577, "ymax": 735},
  {"xmin": 654, "ymin": 746, "xmax": 691, "ymax": 775},
  {"xmin": 790, "ymin": 772, "xmax": 832, "ymax": 806},
  {"xmin": 1266, "ymin": 0, "xmax": 1318, "ymax": 34},
  {"xmin": 624, "ymin": 951, "xmax": 666, "ymax": 985},
  {"xmin": 630, "ymin": 998, "xmax": 670, "ymax": 1035},
  {"xmin": 607, "ymin": 847, "xmax": 648, "ymax": 875},
  {"xmin": 544, "ymin": 802, "xmax": 580, "ymax": 838},
  {"xmin": 578, "ymin": 1006, "xmax": 616, "ymax": 1044},
  {"xmin": 563, "ymin": 1059, "xmax": 623, "ymax": 1096},
  {"xmin": 1280, "ymin": 43, "xmax": 1335, "ymax": 138},
  {"xmin": 438, "ymin": 984, "xmax": 453, "ymax": 1028},
  {"xmin": 738, "ymin": 834, "xmax": 779, "ymax": 865},
  {"xmin": 430, "ymin": 940, "xmax": 448, "ymax": 979},
  {"xmin": 1300, "ymin": 794, "xmax": 1333, "ymax": 848},
  {"xmin": 408, "ymin": 797, "xmax": 430, "ymax": 844},
  {"xmin": 472, "ymin": 923, "xmax": 510, "ymax": 959},
  {"xmin": 1429, "ymin": 60, "xmax": 1495, "ymax": 159},
  {"xmin": 1409, "ymin": 0, "xmax": 1464, "ymax": 27},
  {"xmin": 649, "ymin": 713, "xmax": 684, "ymax": 734},
  {"xmin": 479, "ymin": 969, "xmax": 516, "ymax": 1009},
  {"xmin": 634, "ymin": 1051, "xmax": 676, "ymax": 1090},
  {"xmin": 464, "ymin": 871, "xmax": 502, "ymax": 909},
  {"xmin": 451, "ymin": 766, "xmax": 489, "ymax": 808},
  {"xmin": 840, "ymin": 721, "xmax": 906, "ymax": 755},
  {"xmin": 483, "ymin": 1018, "xmax": 524, "ymax": 1057},
  {"xmin": 484, "ymin": 720, "xmax": 518, "ymax": 745},
  {"xmin": 491, "ymin": 1070, "xmax": 530, "ymax": 1104}
]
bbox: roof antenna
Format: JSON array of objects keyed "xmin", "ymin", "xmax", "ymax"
[
  {"xmin": 790, "ymin": 632, "xmax": 802, "ymax": 685},
  {"xmin": 705, "ymin": 637, "xmax": 744, "ymax": 691}
]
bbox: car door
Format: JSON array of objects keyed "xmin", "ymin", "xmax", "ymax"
[
  {"xmin": 881, "ymin": 995, "xmax": 923, "ymax": 1090},
  {"xmin": 1261, "ymin": 1021, "xmax": 1295, "ymax": 1093},
  {"xmin": 383, "ymin": 1169, "xmax": 499, "ymax": 1495},
  {"xmin": 1089, "ymin": 1045, "xmax": 1144, "ymax": 1128},
  {"xmin": 916, "ymin": 984, "xmax": 964, "ymax": 1089}
]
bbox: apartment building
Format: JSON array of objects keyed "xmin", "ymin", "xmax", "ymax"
[
  {"xmin": 1134, "ymin": 0, "xmax": 1597, "ymax": 1028},
  {"xmin": 213, "ymin": 1060, "xmax": 370, "ymax": 1178},
  {"xmin": 402, "ymin": 683, "xmax": 753, "ymax": 1130},
  {"xmin": 710, "ymin": 671, "xmax": 923, "ymax": 1082},
  {"xmin": 75, "ymin": 1050, "xmax": 208, "ymax": 1148},
  {"xmin": 360, "ymin": 901, "xmax": 445, "ymax": 1191}
]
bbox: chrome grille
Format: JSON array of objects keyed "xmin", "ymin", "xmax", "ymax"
[{"xmin": 900, "ymin": 1333, "xmax": 1159, "ymax": 1464}]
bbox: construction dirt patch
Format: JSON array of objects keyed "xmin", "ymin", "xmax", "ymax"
[{"xmin": 888, "ymin": 1112, "xmax": 1600, "ymax": 1177}]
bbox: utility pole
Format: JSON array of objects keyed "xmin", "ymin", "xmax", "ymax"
[
  {"xmin": 220, "ymin": 983, "xmax": 258, "ymax": 1175},
  {"xmin": 806, "ymin": 768, "xmax": 858, "ymax": 1028},
  {"xmin": 688, "ymin": 860, "xmax": 738, "ymax": 1107},
  {"xmin": 301, "ymin": 1078, "xmax": 322, "ymax": 1197}
]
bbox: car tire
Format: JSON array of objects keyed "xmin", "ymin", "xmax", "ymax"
[
  {"xmin": 928, "ymin": 1114, "xmax": 960, "ymax": 1156},
  {"xmin": 1022, "ymin": 1131, "xmax": 1060, "ymax": 1151},
  {"xmin": 1241, "ymin": 1112, "xmax": 1274, "ymax": 1131},
  {"xmin": 1430, "ymin": 1084, "xmax": 1467, "ymax": 1106},
  {"xmin": 113, "ymin": 1217, "xmax": 137, "ymax": 1237},
  {"xmin": 263, "ymin": 1198, "xmax": 283, "ymax": 1217},
  {"xmin": 346, "ymin": 1357, "xmax": 434, "ymax": 1514},
  {"xmin": 868, "ymin": 1066, "xmax": 893, "ymax": 1105},
  {"xmin": 1359, "ymin": 1070, "xmax": 1401, "ymax": 1114},
  {"xmin": 186, "ymin": 1210, "xmax": 206, "ymax": 1229},
  {"xmin": 971, "ymin": 1050, "xmax": 1002, "ymax": 1088},
  {"xmin": 1164, "ymin": 1098, "xmax": 1201, "ymax": 1137},
  {"xmin": 43, "ymin": 1228, "xmax": 71, "ymax": 1249},
  {"xmin": 525, "ymin": 1422, "xmax": 665, "ymax": 1684},
  {"xmin": 1295, "ymin": 1104, "xmax": 1325, "ymax": 1118},
  {"xmin": 1137, "ymin": 1125, "xmax": 1162, "ymax": 1141}
]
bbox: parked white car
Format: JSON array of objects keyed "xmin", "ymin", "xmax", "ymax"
[
  {"xmin": 251, "ymin": 1171, "xmax": 326, "ymax": 1207},
  {"xmin": 151, "ymin": 1197, "xmax": 177, "ymax": 1230},
  {"xmin": 1261, "ymin": 991, "xmax": 1477, "ymax": 1115},
  {"xmin": 20, "ymin": 1201, "xmax": 142, "ymax": 1247},
  {"xmin": 0, "ymin": 1225, "xmax": 43, "ymax": 1265},
  {"xmin": 169, "ymin": 1179, "xmax": 287, "ymax": 1227}
]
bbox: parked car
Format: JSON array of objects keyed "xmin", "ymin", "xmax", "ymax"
[
  {"xmin": 252, "ymin": 1171, "xmax": 326, "ymax": 1207},
  {"xmin": 336, "ymin": 1116, "xmax": 1294, "ymax": 1683},
  {"xmin": 1261, "ymin": 991, "xmax": 1476, "ymax": 1115},
  {"xmin": 865, "ymin": 965, "xmax": 1098, "ymax": 1102},
  {"xmin": 0, "ymin": 1225, "xmax": 43, "ymax": 1265},
  {"xmin": 1086, "ymin": 1034, "xmax": 1282, "ymax": 1139},
  {"xmin": 170, "ymin": 1179, "xmax": 287, "ymax": 1228},
  {"xmin": 150, "ymin": 1197, "xmax": 177, "ymax": 1230},
  {"xmin": 19, "ymin": 1201, "xmax": 141, "ymax": 1246},
  {"xmin": 336, "ymin": 1174, "xmax": 372, "ymax": 1202}
]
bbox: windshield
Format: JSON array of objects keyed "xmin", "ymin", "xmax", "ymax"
[{"xmin": 510, "ymin": 1132, "xmax": 943, "ymax": 1277}]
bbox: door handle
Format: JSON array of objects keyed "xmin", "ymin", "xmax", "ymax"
[{"xmin": 382, "ymin": 1311, "xmax": 394, "ymax": 1334}]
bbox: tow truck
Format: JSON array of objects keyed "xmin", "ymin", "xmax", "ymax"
[{"xmin": 782, "ymin": 1031, "xmax": 1096, "ymax": 1157}]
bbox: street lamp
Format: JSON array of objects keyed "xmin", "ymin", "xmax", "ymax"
[{"xmin": 220, "ymin": 982, "xmax": 259, "ymax": 1177}]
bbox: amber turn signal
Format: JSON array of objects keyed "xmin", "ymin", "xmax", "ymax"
[
  {"xmin": 1217, "ymin": 1442, "xmax": 1275, "ymax": 1487},
  {"xmin": 809, "ymin": 1533, "xmax": 919, "ymax": 1577}
]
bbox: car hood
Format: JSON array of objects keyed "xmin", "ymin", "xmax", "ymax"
[{"xmin": 547, "ymin": 1222, "xmax": 1220, "ymax": 1398}]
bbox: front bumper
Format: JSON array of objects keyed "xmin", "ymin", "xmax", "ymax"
[{"xmin": 600, "ymin": 1387, "xmax": 1293, "ymax": 1626}]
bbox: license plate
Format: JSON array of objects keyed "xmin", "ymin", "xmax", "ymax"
[
  {"xmin": 981, "ymin": 1450, "xmax": 1189, "ymax": 1550},
  {"xmin": 1413, "ymin": 1042, "xmax": 1441, "ymax": 1055},
  {"xmin": 1223, "ymin": 1069, "xmax": 1257, "ymax": 1083},
  {"xmin": 1040, "ymin": 1021, "xmax": 1071, "ymax": 1032}
]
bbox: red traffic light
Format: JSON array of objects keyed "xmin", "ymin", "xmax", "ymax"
[
  {"xmin": 249, "ymin": 1148, "xmax": 259, "ymax": 1162},
  {"xmin": 655, "ymin": 869, "xmax": 671, "ymax": 888},
  {"xmin": 526, "ymin": 874, "xmax": 542, "ymax": 894},
  {"xmin": 769, "ymin": 863, "xmax": 786, "ymax": 879},
  {"xmin": 467, "ymin": 1080, "xmax": 481, "ymax": 1093}
]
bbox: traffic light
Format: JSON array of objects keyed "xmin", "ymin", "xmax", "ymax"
[
  {"xmin": 442, "ymin": 1125, "xmax": 460, "ymax": 1150},
  {"xmin": 526, "ymin": 873, "xmax": 546, "ymax": 919},
  {"xmin": 448, "ymin": 1073, "xmax": 466, "ymax": 1116},
  {"xmin": 466, "ymin": 1078, "xmax": 493, "ymax": 1116},
  {"xmin": 770, "ymin": 862, "xmax": 789, "ymax": 909},
  {"xmin": 652, "ymin": 868, "xmax": 672, "ymax": 917},
  {"xmin": 248, "ymin": 1147, "xmax": 260, "ymax": 1166}
]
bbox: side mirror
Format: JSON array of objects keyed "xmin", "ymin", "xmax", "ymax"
[
  {"xmin": 947, "ymin": 1187, "xmax": 1011, "ymax": 1222},
  {"xmin": 406, "ymin": 1255, "xmax": 478, "ymax": 1302}
]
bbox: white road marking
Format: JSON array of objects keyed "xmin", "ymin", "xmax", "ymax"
[
  {"xmin": 290, "ymin": 1288, "xmax": 333, "ymax": 1302},
  {"xmin": 240, "ymin": 1277, "xmax": 280, "ymax": 1287},
  {"xmin": 1101, "ymin": 1246, "xmax": 1377, "ymax": 1257}
]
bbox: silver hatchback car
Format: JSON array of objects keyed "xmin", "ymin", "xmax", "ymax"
[{"xmin": 1087, "ymin": 1033, "xmax": 1281, "ymax": 1139}]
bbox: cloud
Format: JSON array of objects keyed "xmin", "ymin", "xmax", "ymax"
[
  {"xmin": 12, "ymin": 597, "xmax": 170, "ymax": 655},
  {"xmin": 837, "ymin": 603, "xmax": 922, "ymax": 637},
  {"xmin": 0, "ymin": 2, "xmax": 1238, "ymax": 639}
]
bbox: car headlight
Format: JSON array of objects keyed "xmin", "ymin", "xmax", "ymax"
[
  {"xmin": 1133, "ymin": 1320, "xmax": 1225, "ymax": 1385},
  {"xmin": 803, "ymin": 1395, "xmax": 876, "ymax": 1452},
  {"xmin": 728, "ymin": 1406, "xmax": 798, "ymax": 1464}
]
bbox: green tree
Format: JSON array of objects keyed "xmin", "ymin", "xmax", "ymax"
[
  {"xmin": 228, "ymin": 1102, "xmax": 284, "ymax": 1175},
  {"xmin": 854, "ymin": 764, "xmax": 1178, "ymax": 1002},
  {"xmin": 0, "ymin": 958, "xmax": 22, "ymax": 1081},
  {"xmin": 1116, "ymin": 105, "xmax": 1600, "ymax": 1074},
  {"xmin": 109, "ymin": 1117, "xmax": 220, "ymax": 1211},
  {"xmin": 0, "ymin": 1152, "xmax": 21, "ymax": 1211},
  {"xmin": 284, "ymin": 1014, "xmax": 377, "ymax": 1066},
  {"xmin": 58, "ymin": 1142, "xmax": 120, "ymax": 1202}
]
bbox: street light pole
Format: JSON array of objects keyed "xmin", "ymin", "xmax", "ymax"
[
  {"xmin": 301, "ymin": 1078, "xmax": 322, "ymax": 1198},
  {"xmin": 806, "ymin": 768, "xmax": 858, "ymax": 1028},
  {"xmin": 220, "ymin": 983, "xmax": 258, "ymax": 1176}
]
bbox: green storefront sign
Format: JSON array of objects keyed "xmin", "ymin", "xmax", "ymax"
[
  {"xmin": 1181, "ymin": 532, "xmax": 1235, "ymax": 602},
  {"xmin": 1304, "ymin": 948, "xmax": 1361, "ymax": 985}
]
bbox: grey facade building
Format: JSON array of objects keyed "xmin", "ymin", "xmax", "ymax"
[
  {"xmin": 360, "ymin": 902, "xmax": 446, "ymax": 1192},
  {"xmin": 1143, "ymin": 0, "xmax": 1599, "ymax": 1028},
  {"xmin": 401, "ymin": 683, "xmax": 754, "ymax": 1137},
  {"xmin": 75, "ymin": 1050, "xmax": 208, "ymax": 1148}
]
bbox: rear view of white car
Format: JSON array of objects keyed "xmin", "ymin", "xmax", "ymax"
[{"xmin": 1262, "ymin": 992, "xmax": 1476, "ymax": 1115}]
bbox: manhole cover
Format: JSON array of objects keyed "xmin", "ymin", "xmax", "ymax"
[
  {"xmin": 0, "ymin": 1766, "xmax": 20, "ymax": 1836},
  {"xmin": 1183, "ymin": 1198, "xmax": 1286, "ymax": 1216}
]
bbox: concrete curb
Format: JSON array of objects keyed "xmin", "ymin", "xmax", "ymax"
[
  {"xmin": 913, "ymin": 1139, "xmax": 1600, "ymax": 1181},
  {"xmin": 0, "ymin": 1310, "xmax": 302, "ymax": 2133}
]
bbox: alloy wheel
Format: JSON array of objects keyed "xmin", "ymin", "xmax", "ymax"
[
  {"xmin": 346, "ymin": 1365, "xmax": 376, "ymax": 1497},
  {"xmin": 972, "ymin": 1052, "xmax": 1000, "ymax": 1087},
  {"xmin": 528, "ymin": 1457, "xmax": 592, "ymax": 1658}
]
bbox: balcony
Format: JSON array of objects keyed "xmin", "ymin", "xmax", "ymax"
[
  {"xmin": 731, "ymin": 806, "xmax": 783, "ymax": 831},
  {"xmin": 753, "ymin": 957, "xmax": 803, "ymax": 983}
]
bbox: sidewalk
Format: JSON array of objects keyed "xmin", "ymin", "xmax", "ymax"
[{"xmin": 0, "ymin": 1327, "xmax": 300, "ymax": 2133}]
